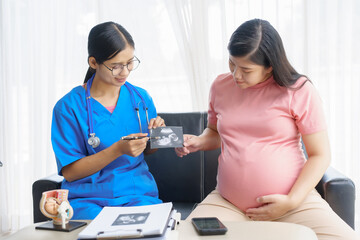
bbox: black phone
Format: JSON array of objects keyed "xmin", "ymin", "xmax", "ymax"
[{"xmin": 191, "ymin": 217, "xmax": 228, "ymax": 236}]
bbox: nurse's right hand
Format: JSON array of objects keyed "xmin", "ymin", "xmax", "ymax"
[
  {"xmin": 175, "ymin": 134, "xmax": 201, "ymax": 157},
  {"xmin": 119, "ymin": 133, "xmax": 149, "ymax": 157}
]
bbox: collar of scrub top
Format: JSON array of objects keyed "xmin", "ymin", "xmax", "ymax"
[{"xmin": 85, "ymin": 74, "xmax": 150, "ymax": 148}]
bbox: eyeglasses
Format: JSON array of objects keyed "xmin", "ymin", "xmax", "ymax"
[{"xmin": 102, "ymin": 56, "xmax": 140, "ymax": 76}]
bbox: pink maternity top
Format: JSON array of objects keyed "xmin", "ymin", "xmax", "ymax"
[{"xmin": 207, "ymin": 73, "xmax": 326, "ymax": 211}]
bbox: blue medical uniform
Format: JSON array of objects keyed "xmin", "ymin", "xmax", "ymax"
[{"xmin": 51, "ymin": 82, "xmax": 162, "ymax": 220}]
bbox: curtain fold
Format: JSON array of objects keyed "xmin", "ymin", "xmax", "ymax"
[
  {"xmin": 1, "ymin": 0, "xmax": 359, "ymax": 235},
  {"xmin": 165, "ymin": 0, "xmax": 210, "ymax": 111}
]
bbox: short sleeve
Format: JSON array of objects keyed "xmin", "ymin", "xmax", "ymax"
[
  {"xmin": 207, "ymin": 78, "xmax": 218, "ymax": 126},
  {"xmin": 51, "ymin": 106, "xmax": 87, "ymax": 175},
  {"xmin": 290, "ymin": 80, "xmax": 327, "ymax": 135}
]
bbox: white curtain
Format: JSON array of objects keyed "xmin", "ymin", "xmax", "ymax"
[
  {"xmin": 1, "ymin": 0, "xmax": 359, "ymax": 235},
  {"xmin": 164, "ymin": 0, "xmax": 228, "ymax": 111}
]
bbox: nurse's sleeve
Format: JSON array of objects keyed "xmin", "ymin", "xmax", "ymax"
[{"xmin": 51, "ymin": 107, "xmax": 87, "ymax": 175}]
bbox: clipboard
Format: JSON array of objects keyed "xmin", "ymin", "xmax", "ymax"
[{"xmin": 78, "ymin": 203, "xmax": 175, "ymax": 239}]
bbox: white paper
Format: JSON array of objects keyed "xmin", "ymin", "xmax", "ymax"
[{"xmin": 78, "ymin": 202, "xmax": 173, "ymax": 239}]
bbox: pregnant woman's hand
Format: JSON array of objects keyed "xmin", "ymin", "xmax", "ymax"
[{"xmin": 245, "ymin": 194, "xmax": 296, "ymax": 221}]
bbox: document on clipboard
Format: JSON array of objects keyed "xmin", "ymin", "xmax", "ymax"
[{"xmin": 78, "ymin": 202, "xmax": 174, "ymax": 239}]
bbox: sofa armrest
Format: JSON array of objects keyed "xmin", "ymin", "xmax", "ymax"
[
  {"xmin": 315, "ymin": 166, "xmax": 355, "ymax": 229},
  {"xmin": 32, "ymin": 174, "xmax": 63, "ymax": 223}
]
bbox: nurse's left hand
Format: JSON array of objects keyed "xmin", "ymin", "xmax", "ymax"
[
  {"xmin": 245, "ymin": 194, "xmax": 296, "ymax": 221},
  {"xmin": 148, "ymin": 116, "xmax": 166, "ymax": 129}
]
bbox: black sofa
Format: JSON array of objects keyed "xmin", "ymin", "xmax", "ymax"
[{"xmin": 32, "ymin": 112, "xmax": 356, "ymax": 229}]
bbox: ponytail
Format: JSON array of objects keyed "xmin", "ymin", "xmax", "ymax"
[{"xmin": 84, "ymin": 67, "xmax": 95, "ymax": 83}]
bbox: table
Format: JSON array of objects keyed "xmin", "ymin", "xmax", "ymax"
[
  {"xmin": 3, "ymin": 220, "xmax": 91, "ymax": 240},
  {"xmin": 3, "ymin": 220, "xmax": 317, "ymax": 240},
  {"xmin": 177, "ymin": 221, "xmax": 317, "ymax": 240}
]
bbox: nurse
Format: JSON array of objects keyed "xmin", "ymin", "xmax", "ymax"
[{"xmin": 51, "ymin": 22, "xmax": 165, "ymax": 219}]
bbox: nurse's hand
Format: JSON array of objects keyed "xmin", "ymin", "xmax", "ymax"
[
  {"xmin": 175, "ymin": 134, "xmax": 201, "ymax": 157},
  {"xmin": 148, "ymin": 116, "xmax": 166, "ymax": 129},
  {"xmin": 119, "ymin": 133, "xmax": 149, "ymax": 157}
]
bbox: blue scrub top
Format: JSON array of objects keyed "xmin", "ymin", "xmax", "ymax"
[{"xmin": 51, "ymin": 82, "xmax": 162, "ymax": 219}]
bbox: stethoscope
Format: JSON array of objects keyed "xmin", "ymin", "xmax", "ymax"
[{"xmin": 86, "ymin": 74, "xmax": 150, "ymax": 148}]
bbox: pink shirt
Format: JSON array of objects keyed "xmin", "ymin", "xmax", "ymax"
[
  {"xmin": 105, "ymin": 105, "xmax": 116, "ymax": 113},
  {"xmin": 208, "ymin": 73, "xmax": 326, "ymax": 211}
]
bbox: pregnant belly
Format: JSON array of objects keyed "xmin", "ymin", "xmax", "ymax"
[{"xmin": 217, "ymin": 154, "xmax": 303, "ymax": 211}]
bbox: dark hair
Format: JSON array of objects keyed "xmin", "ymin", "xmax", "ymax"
[
  {"xmin": 84, "ymin": 22, "xmax": 135, "ymax": 83},
  {"xmin": 228, "ymin": 19, "xmax": 307, "ymax": 88}
]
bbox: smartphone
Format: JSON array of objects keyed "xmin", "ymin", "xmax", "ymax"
[{"xmin": 191, "ymin": 217, "xmax": 228, "ymax": 236}]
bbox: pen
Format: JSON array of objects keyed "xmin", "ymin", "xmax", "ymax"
[{"xmin": 121, "ymin": 136, "xmax": 161, "ymax": 140}]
